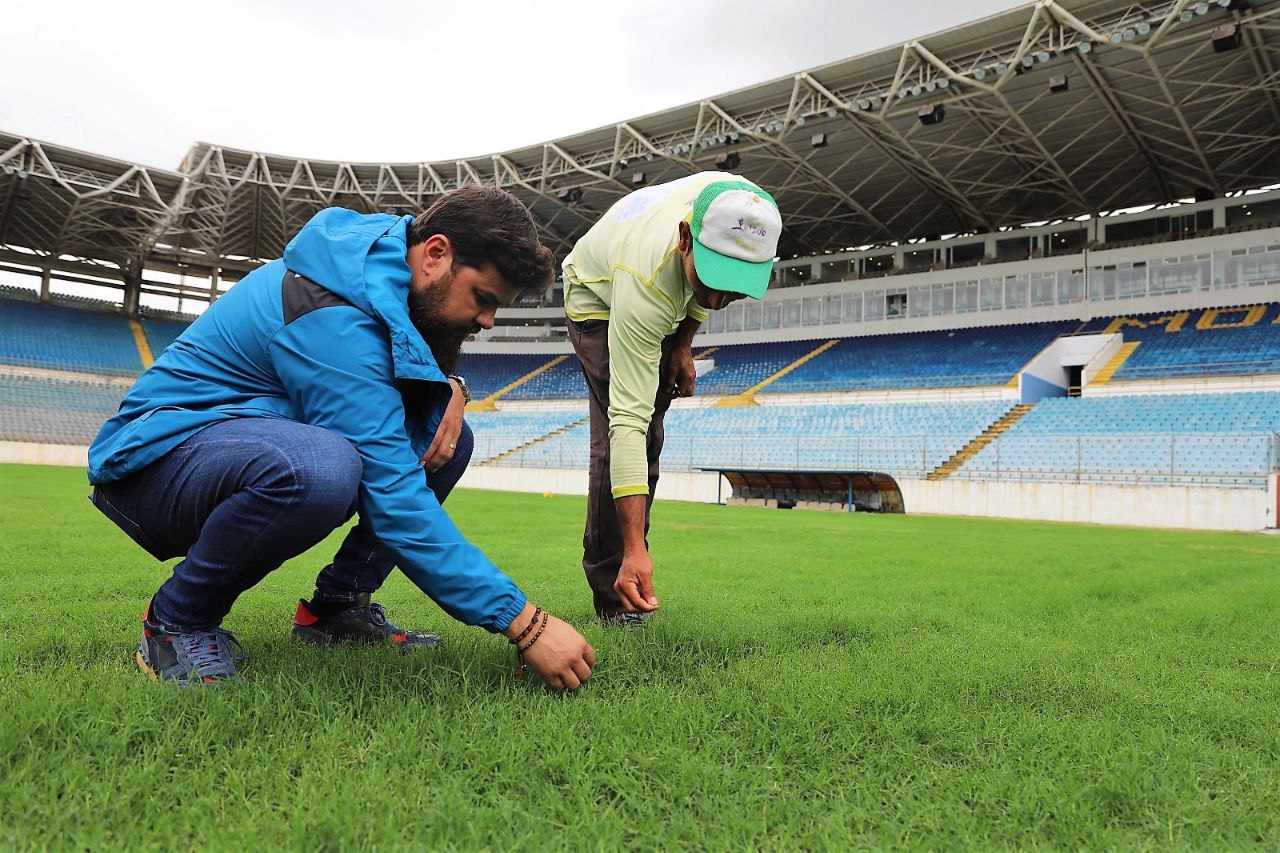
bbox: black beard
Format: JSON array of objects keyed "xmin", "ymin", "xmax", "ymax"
[{"xmin": 407, "ymin": 275, "xmax": 473, "ymax": 375}]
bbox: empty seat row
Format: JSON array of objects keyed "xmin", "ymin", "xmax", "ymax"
[
  {"xmin": 1082, "ymin": 303, "xmax": 1280, "ymax": 381},
  {"xmin": 961, "ymin": 392, "xmax": 1280, "ymax": 486},
  {"xmin": 0, "ymin": 374, "xmax": 125, "ymax": 445},
  {"xmin": 495, "ymin": 400, "xmax": 1015, "ymax": 478}
]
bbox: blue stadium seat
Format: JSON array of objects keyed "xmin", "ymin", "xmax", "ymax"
[
  {"xmin": 501, "ymin": 356, "xmax": 587, "ymax": 400},
  {"xmin": 697, "ymin": 340, "xmax": 821, "ymax": 396},
  {"xmin": 0, "ymin": 298, "xmax": 142, "ymax": 376},
  {"xmin": 457, "ymin": 353, "xmax": 569, "ymax": 400},
  {"xmin": 767, "ymin": 323, "xmax": 1076, "ymax": 393},
  {"xmin": 141, "ymin": 318, "xmax": 192, "ymax": 360},
  {"xmin": 1081, "ymin": 304, "xmax": 1280, "ymax": 380}
]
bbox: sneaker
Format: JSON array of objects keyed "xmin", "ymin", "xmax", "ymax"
[
  {"xmin": 291, "ymin": 593, "xmax": 442, "ymax": 650},
  {"xmin": 136, "ymin": 605, "xmax": 243, "ymax": 686},
  {"xmin": 597, "ymin": 610, "xmax": 649, "ymax": 630}
]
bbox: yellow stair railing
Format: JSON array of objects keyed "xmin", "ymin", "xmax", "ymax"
[
  {"xmin": 926, "ymin": 403, "xmax": 1035, "ymax": 480},
  {"xmin": 715, "ymin": 339, "xmax": 841, "ymax": 407},
  {"xmin": 1091, "ymin": 342, "xmax": 1141, "ymax": 384},
  {"xmin": 466, "ymin": 355, "xmax": 570, "ymax": 412},
  {"xmin": 480, "ymin": 415, "xmax": 590, "ymax": 465}
]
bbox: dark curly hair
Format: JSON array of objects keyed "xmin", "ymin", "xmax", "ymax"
[{"xmin": 407, "ymin": 185, "xmax": 555, "ymax": 294}]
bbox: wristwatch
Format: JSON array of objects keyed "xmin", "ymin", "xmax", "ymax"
[{"xmin": 447, "ymin": 374, "xmax": 471, "ymax": 403}]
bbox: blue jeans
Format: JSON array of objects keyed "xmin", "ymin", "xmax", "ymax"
[{"xmin": 91, "ymin": 417, "xmax": 473, "ymax": 630}]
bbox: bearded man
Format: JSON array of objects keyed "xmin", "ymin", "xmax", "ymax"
[{"xmin": 88, "ymin": 186, "xmax": 596, "ymax": 690}]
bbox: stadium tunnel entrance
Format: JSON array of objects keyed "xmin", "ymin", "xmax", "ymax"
[{"xmin": 701, "ymin": 468, "xmax": 905, "ymax": 514}]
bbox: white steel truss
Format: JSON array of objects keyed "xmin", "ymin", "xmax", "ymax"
[{"xmin": 1, "ymin": 0, "xmax": 1277, "ymax": 312}]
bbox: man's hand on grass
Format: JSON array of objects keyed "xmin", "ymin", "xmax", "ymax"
[
  {"xmin": 615, "ymin": 550, "xmax": 660, "ymax": 613},
  {"xmin": 504, "ymin": 602, "xmax": 596, "ymax": 691}
]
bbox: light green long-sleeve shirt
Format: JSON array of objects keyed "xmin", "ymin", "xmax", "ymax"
[{"xmin": 562, "ymin": 172, "xmax": 745, "ymax": 498}]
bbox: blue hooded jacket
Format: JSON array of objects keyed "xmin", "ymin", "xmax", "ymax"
[{"xmin": 88, "ymin": 208, "xmax": 526, "ymax": 632}]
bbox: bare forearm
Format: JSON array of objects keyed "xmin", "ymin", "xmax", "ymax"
[
  {"xmin": 613, "ymin": 493, "xmax": 660, "ymax": 612},
  {"xmin": 615, "ymin": 494, "xmax": 649, "ymax": 556}
]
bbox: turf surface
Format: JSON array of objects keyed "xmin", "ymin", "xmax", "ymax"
[{"xmin": 2, "ymin": 462, "xmax": 1279, "ymax": 848}]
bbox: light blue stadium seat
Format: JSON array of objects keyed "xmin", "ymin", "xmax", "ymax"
[
  {"xmin": 496, "ymin": 399, "xmax": 1016, "ymax": 477},
  {"xmin": 467, "ymin": 408, "xmax": 588, "ymax": 461},
  {"xmin": 0, "ymin": 375, "xmax": 125, "ymax": 445},
  {"xmin": 962, "ymin": 391, "xmax": 1280, "ymax": 486}
]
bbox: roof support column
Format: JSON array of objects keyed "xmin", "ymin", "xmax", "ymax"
[
  {"xmin": 39, "ymin": 267, "xmax": 51, "ymax": 303},
  {"xmin": 122, "ymin": 268, "xmax": 142, "ymax": 317}
]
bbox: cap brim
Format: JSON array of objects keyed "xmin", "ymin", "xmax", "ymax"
[{"xmin": 692, "ymin": 240, "xmax": 772, "ymax": 300}]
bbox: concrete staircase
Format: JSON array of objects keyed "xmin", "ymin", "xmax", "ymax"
[
  {"xmin": 479, "ymin": 415, "xmax": 590, "ymax": 465},
  {"xmin": 1091, "ymin": 342, "xmax": 1141, "ymax": 384},
  {"xmin": 926, "ymin": 403, "xmax": 1035, "ymax": 480},
  {"xmin": 716, "ymin": 339, "xmax": 841, "ymax": 407}
]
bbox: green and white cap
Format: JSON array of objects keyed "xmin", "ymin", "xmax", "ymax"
[{"xmin": 689, "ymin": 180, "xmax": 781, "ymax": 300}]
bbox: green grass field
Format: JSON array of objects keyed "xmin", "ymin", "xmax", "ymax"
[{"xmin": 2, "ymin": 462, "xmax": 1279, "ymax": 849}]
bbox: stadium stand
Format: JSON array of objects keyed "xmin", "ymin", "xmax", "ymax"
[
  {"xmin": 499, "ymin": 420, "xmax": 592, "ymax": 470},
  {"xmin": 0, "ymin": 298, "xmax": 141, "ymax": 376},
  {"xmin": 496, "ymin": 400, "xmax": 1017, "ymax": 478},
  {"xmin": 468, "ymin": 408, "xmax": 588, "ymax": 462},
  {"xmin": 461, "ymin": 353, "xmax": 564, "ymax": 400},
  {"xmin": 140, "ymin": 317, "xmax": 192, "ymax": 362},
  {"xmin": 767, "ymin": 323, "xmax": 1077, "ymax": 393},
  {"xmin": 1081, "ymin": 304, "xmax": 1280, "ymax": 380},
  {"xmin": 958, "ymin": 392, "xmax": 1280, "ymax": 486},
  {"xmin": 471, "ymin": 322, "xmax": 1082, "ymax": 403},
  {"xmin": 501, "ymin": 356, "xmax": 587, "ymax": 401},
  {"xmin": 0, "ymin": 374, "xmax": 125, "ymax": 445},
  {"xmin": 694, "ymin": 340, "xmax": 825, "ymax": 396}
]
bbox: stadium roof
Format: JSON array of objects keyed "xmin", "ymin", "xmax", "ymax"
[{"xmin": 2, "ymin": 0, "xmax": 1278, "ymax": 291}]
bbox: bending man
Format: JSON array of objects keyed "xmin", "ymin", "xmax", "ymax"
[{"xmin": 562, "ymin": 172, "xmax": 782, "ymax": 624}]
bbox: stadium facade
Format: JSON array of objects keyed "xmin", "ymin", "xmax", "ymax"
[{"xmin": 2, "ymin": 0, "xmax": 1280, "ymax": 531}]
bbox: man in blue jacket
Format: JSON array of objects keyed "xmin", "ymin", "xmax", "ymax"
[{"xmin": 89, "ymin": 186, "xmax": 596, "ymax": 690}]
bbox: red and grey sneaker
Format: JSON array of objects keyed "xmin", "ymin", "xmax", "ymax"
[
  {"xmin": 136, "ymin": 604, "xmax": 243, "ymax": 687},
  {"xmin": 291, "ymin": 593, "xmax": 443, "ymax": 650}
]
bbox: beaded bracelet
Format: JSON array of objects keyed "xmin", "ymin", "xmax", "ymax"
[
  {"xmin": 510, "ymin": 606, "xmax": 543, "ymax": 647},
  {"xmin": 515, "ymin": 610, "xmax": 549, "ymax": 682}
]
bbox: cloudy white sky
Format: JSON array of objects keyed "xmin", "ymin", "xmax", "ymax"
[{"xmin": 3, "ymin": 0, "xmax": 1026, "ymax": 170}]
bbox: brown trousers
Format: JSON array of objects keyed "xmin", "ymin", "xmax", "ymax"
[{"xmin": 567, "ymin": 319, "xmax": 677, "ymax": 617}]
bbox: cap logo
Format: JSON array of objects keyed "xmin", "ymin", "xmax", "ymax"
[{"xmin": 730, "ymin": 217, "xmax": 768, "ymax": 239}]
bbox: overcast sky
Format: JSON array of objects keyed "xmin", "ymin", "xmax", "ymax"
[{"xmin": 3, "ymin": 0, "xmax": 1025, "ymax": 170}]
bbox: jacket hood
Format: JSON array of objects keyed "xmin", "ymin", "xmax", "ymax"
[{"xmin": 283, "ymin": 208, "xmax": 447, "ymax": 385}]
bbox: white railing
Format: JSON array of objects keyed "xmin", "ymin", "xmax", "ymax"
[{"xmin": 481, "ymin": 430, "xmax": 1280, "ymax": 490}]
